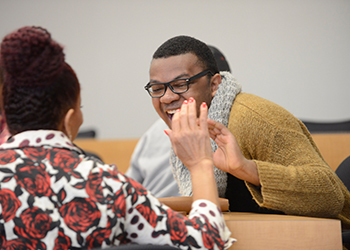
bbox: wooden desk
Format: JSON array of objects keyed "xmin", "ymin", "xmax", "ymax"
[
  {"xmin": 224, "ymin": 212, "xmax": 342, "ymax": 250},
  {"xmin": 158, "ymin": 197, "xmax": 341, "ymax": 249}
]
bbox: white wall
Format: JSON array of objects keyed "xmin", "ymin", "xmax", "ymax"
[{"xmin": 1, "ymin": 0, "xmax": 349, "ymax": 139}]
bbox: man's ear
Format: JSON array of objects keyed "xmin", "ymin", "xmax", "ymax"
[
  {"xmin": 64, "ymin": 108, "xmax": 75, "ymax": 140},
  {"xmin": 210, "ymin": 73, "xmax": 221, "ymax": 97}
]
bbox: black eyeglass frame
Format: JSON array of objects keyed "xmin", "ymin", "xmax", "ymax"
[{"xmin": 144, "ymin": 70, "xmax": 214, "ymax": 98}]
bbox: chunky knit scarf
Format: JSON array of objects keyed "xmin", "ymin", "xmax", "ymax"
[{"xmin": 170, "ymin": 71, "xmax": 242, "ymax": 197}]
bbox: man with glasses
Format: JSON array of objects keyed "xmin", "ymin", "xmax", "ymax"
[
  {"xmin": 126, "ymin": 45, "xmax": 231, "ymax": 198},
  {"xmin": 144, "ymin": 35, "xmax": 350, "ymax": 227}
]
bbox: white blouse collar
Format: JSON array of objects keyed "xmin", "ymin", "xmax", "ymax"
[{"xmin": 0, "ymin": 130, "xmax": 82, "ymax": 154}]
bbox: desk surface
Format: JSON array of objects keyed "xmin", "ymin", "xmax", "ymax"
[
  {"xmin": 158, "ymin": 197, "xmax": 342, "ymax": 249},
  {"xmin": 224, "ymin": 212, "xmax": 342, "ymax": 250}
]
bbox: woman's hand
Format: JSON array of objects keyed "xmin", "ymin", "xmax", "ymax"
[
  {"xmin": 165, "ymin": 98, "xmax": 213, "ymax": 171},
  {"xmin": 207, "ymin": 119, "xmax": 260, "ymax": 186},
  {"xmin": 165, "ymin": 97, "xmax": 219, "ymax": 205}
]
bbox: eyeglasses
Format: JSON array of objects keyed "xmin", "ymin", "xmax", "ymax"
[{"xmin": 144, "ymin": 70, "xmax": 214, "ymax": 98}]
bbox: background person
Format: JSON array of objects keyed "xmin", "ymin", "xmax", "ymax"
[
  {"xmin": 145, "ymin": 35, "xmax": 350, "ymax": 228},
  {"xmin": 0, "ymin": 26, "xmax": 235, "ymax": 249},
  {"xmin": 126, "ymin": 118, "xmax": 180, "ymax": 197}
]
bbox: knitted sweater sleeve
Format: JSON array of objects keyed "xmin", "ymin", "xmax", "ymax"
[{"xmin": 228, "ymin": 93, "xmax": 347, "ymax": 218}]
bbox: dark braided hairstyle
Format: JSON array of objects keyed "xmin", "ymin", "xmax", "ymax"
[{"xmin": 0, "ymin": 26, "xmax": 80, "ymax": 135}]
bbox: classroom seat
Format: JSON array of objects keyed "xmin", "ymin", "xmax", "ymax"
[
  {"xmin": 303, "ymin": 119, "xmax": 350, "ymax": 133},
  {"xmin": 334, "ymin": 156, "xmax": 350, "ymax": 247}
]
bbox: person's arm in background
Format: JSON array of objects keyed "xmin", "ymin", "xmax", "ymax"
[
  {"xmin": 125, "ymin": 135, "xmax": 146, "ymax": 184},
  {"xmin": 125, "ymin": 119, "xmax": 181, "ymax": 197}
]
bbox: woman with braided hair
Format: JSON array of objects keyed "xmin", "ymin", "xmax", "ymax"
[{"xmin": 0, "ymin": 26, "xmax": 235, "ymax": 249}]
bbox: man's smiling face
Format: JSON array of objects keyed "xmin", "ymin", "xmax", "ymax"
[{"xmin": 149, "ymin": 53, "xmax": 219, "ymax": 129}]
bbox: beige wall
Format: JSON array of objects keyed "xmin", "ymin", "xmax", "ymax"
[{"xmin": 1, "ymin": 0, "xmax": 349, "ymax": 139}]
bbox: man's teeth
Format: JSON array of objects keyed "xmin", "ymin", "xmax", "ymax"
[{"xmin": 167, "ymin": 110, "xmax": 177, "ymax": 115}]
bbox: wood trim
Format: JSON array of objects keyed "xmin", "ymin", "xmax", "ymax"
[{"xmin": 74, "ymin": 138, "xmax": 139, "ymax": 173}]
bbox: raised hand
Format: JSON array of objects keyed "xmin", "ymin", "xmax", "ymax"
[
  {"xmin": 165, "ymin": 97, "xmax": 213, "ymax": 171},
  {"xmin": 165, "ymin": 97, "xmax": 219, "ymax": 205},
  {"xmin": 207, "ymin": 119, "xmax": 260, "ymax": 186}
]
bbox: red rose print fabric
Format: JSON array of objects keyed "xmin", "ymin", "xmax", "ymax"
[{"xmin": 0, "ymin": 130, "xmax": 235, "ymax": 249}]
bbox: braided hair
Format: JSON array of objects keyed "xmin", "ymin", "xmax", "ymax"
[{"xmin": 0, "ymin": 26, "xmax": 80, "ymax": 135}]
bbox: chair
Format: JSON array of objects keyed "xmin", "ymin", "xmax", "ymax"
[
  {"xmin": 302, "ymin": 119, "xmax": 350, "ymax": 133},
  {"xmin": 335, "ymin": 156, "xmax": 350, "ymax": 247},
  {"xmin": 336, "ymin": 156, "xmax": 350, "ymax": 191},
  {"xmin": 76, "ymin": 129, "xmax": 97, "ymax": 139},
  {"xmin": 305, "ymin": 121, "xmax": 350, "ymax": 247}
]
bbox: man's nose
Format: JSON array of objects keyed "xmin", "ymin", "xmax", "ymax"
[{"xmin": 160, "ymin": 86, "xmax": 180, "ymax": 104}]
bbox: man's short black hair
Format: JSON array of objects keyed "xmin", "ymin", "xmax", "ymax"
[{"xmin": 153, "ymin": 35, "xmax": 219, "ymax": 74}]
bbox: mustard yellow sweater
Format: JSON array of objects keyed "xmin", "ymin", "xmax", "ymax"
[{"xmin": 228, "ymin": 93, "xmax": 350, "ymax": 228}]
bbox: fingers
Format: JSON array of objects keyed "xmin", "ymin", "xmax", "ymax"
[
  {"xmin": 199, "ymin": 102, "xmax": 208, "ymax": 131},
  {"xmin": 164, "ymin": 129, "xmax": 178, "ymax": 155},
  {"xmin": 207, "ymin": 119, "xmax": 230, "ymax": 142},
  {"xmin": 171, "ymin": 108, "xmax": 181, "ymax": 132},
  {"xmin": 164, "ymin": 129, "xmax": 172, "ymax": 140},
  {"xmin": 207, "ymin": 119, "xmax": 219, "ymax": 138},
  {"xmin": 187, "ymin": 97, "xmax": 197, "ymax": 129},
  {"xmin": 179, "ymin": 99, "xmax": 190, "ymax": 130},
  {"xmin": 173, "ymin": 97, "xmax": 204, "ymax": 131},
  {"xmin": 208, "ymin": 119, "xmax": 228, "ymax": 134}
]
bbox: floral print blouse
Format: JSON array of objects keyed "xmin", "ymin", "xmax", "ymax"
[{"xmin": 0, "ymin": 130, "xmax": 235, "ymax": 249}]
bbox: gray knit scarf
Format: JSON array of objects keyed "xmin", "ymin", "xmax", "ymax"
[{"xmin": 170, "ymin": 71, "xmax": 242, "ymax": 197}]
